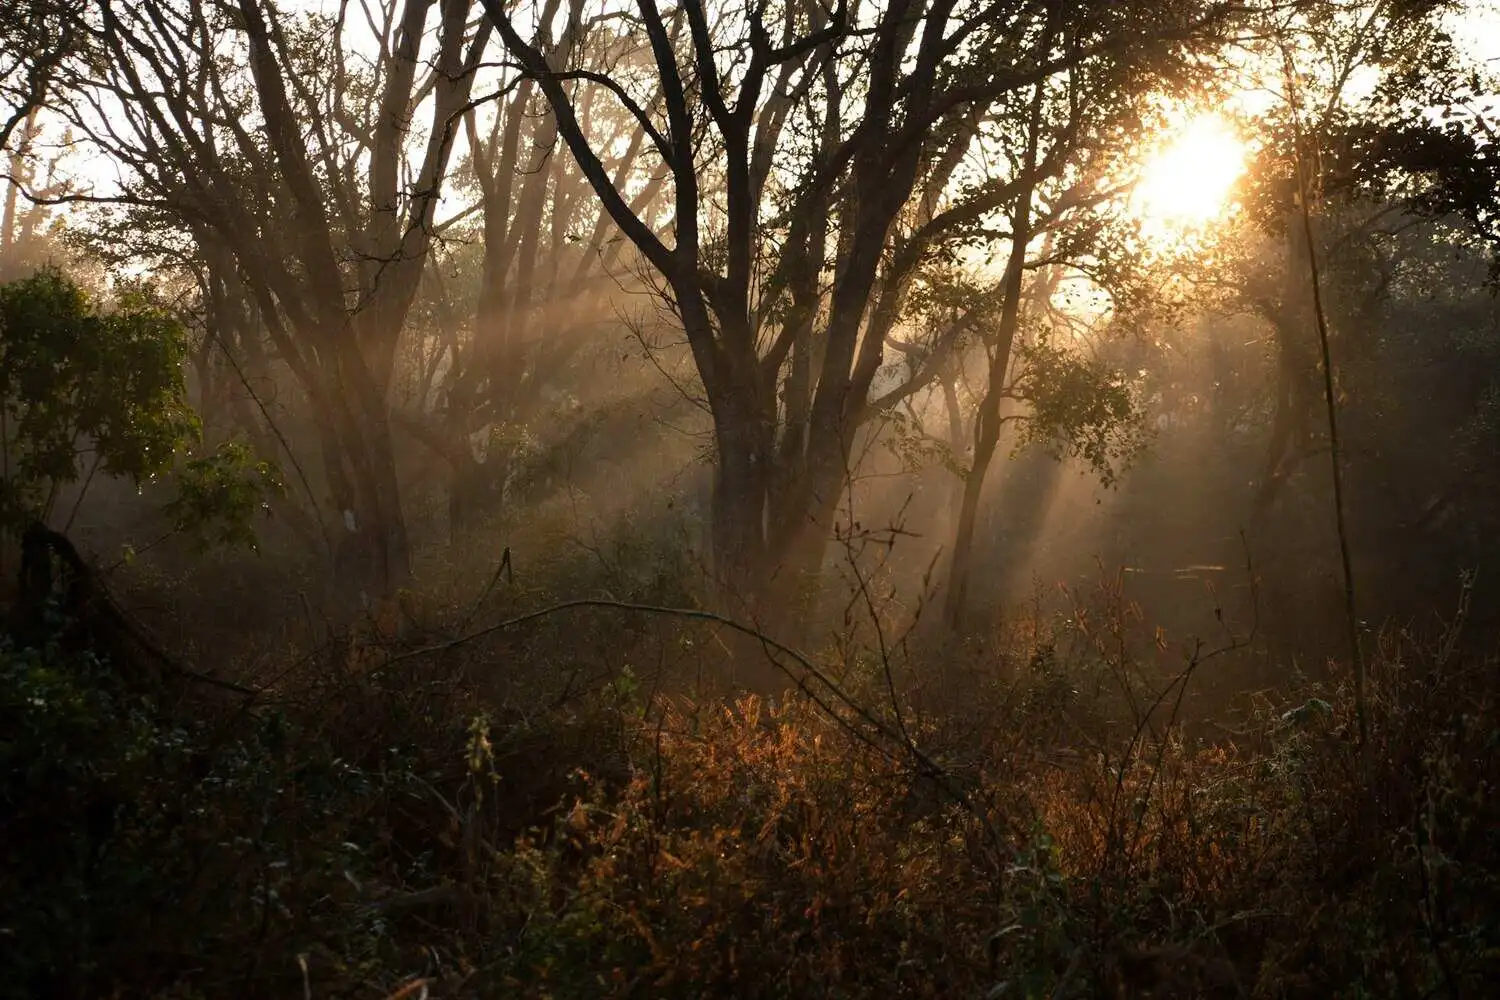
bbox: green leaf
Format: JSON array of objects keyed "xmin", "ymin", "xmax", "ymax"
[{"xmin": 0, "ymin": 266, "xmax": 197, "ymax": 530}]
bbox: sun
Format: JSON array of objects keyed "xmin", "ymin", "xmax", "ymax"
[{"xmin": 1132, "ymin": 115, "xmax": 1247, "ymax": 232}]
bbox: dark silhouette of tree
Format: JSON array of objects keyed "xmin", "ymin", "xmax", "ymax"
[
  {"xmin": 1229, "ymin": 0, "xmax": 1495, "ymax": 514},
  {"xmin": 0, "ymin": 0, "xmax": 78, "ymax": 155},
  {"xmin": 398, "ymin": 4, "xmax": 672, "ymax": 538}
]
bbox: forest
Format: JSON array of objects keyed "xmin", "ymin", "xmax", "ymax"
[{"xmin": 2, "ymin": 0, "xmax": 1499, "ymax": 996}]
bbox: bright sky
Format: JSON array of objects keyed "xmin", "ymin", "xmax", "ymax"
[
  {"xmin": 10, "ymin": 1, "xmax": 1499, "ymax": 254},
  {"xmin": 1128, "ymin": 2, "xmax": 1500, "ymax": 234},
  {"xmin": 1453, "ymin": 2, "xmax": 1500, "ymax": 64}
]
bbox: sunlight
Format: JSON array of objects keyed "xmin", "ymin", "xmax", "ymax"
[{"xmin": 1132, "ymin": 115, "xmax": 1248, "ymax": 232}]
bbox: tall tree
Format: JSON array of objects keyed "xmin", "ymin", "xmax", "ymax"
[
  {"xmin": 402, "ymin": 6, "xmax": 672, "ymax": 536},
  {"xmin": 931, "ymin": 25, "xmax": 1161, "ymax": 623},
  {"xmin": 1230, "ymin": 0, "xmax": 1496, "ymax": 513},
  {"xmin": 486, "ymin": 0, "xmax": 1239, "ymax": 614},
  {"xmin": 55, "ymin": 0, "xmax": 494, "ymax": 598}
]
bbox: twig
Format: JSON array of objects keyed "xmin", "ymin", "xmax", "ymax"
[
  {"xmin": 379, "ymin": 978, "xmax": 432, "ymax": 1000},
  {"xmin": 459, "ymin": 545, "xmax": 512, "ymax": 631},
  {"xmin": 836, "ymin": 484, "xmax": 914, "ymax": 748}
]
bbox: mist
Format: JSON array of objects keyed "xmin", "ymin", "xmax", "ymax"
[{"xmin": 3, "ymin": 0, "xmax": 1499, "ymax": 996}]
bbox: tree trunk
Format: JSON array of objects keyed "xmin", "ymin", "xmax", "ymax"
[
  {"xmin": 709, "ymin": 402, "xmax": 775, "ymax": 610},
  {"xmin": 0, "ymin": 108, "xmax": 37, "ymax": 261},
  {"xmin": 945, "ymin": 359, "xmax": 1021, "ymax": 627},
  {"xmin": 942, "ymin": 75, "xmax": 1047, "ymax": 628},
  {"xmin": 944, "ymin": 280, "xmax": 1034, "ymax": 622},
  {"xmin": 348, "ymin": 357, "xmax": 411, "ymax": 594}
]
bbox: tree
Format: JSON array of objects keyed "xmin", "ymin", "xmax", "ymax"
[
  {"xmin": 0, "ymin": 0, "xmax": 78, "ymax": 156},
  {"xmin": 51, "ymin": 0, "xmax": 494, "ymax": 598},
  {"xmin": 397, "ymin": 6, "xmax": 672, "ymax": 537},
  {"xmin": 486, "ymin": 0, "xmax": 1239, "ymax": 615},
  {"xmin": 912, "ymin": 19, "xmax": 1187, "ymax": 623},
  {"xmin": 0, "ymin": 267, "xmax": 195, "ymax": 531},
  {"xmin": 0, "ymin": 267, "xmax": 281, "ymax": 563},
  {"xmin": 1222, "ymin": 0, "xmax": 1496, "ymax": 513},
  {"xmin": 1, "ymin": 0, "xmax": 83, "ymax": 279},
  {"xmin": 1, "ymin": 109, "xmax": 75, "ymax": 277}
]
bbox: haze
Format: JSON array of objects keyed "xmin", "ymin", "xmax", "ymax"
[{"xmin": 3, "ymin": 1, "xmax": 1499, "ymax": 996}]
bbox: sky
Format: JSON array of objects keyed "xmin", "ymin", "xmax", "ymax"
[
  {"xmin": 9, "ymin": 1, "xmax": 1500, "ymax": 246},
  {"xmin": 1455, "ymin": 2, "xmax": 1500, "ymax": 63}
]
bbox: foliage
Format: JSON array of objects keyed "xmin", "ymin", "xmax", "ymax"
[
  {"xmin": 0, "ymin": 266, "xmax": 197, "ymax": 526},
  {"xmin": 0, "ymin": 266, "xmax": 284, "ymax": 554},
  {"xmin": 0, "ymin": 0, "xmax": 80, "ymax": 155},
  {"xmin": 880, "ymin": 406, "xmax": 968, "ymax": 478},
  {"xmin": 1010, "ymin": 334, "xmax": 1150, "ymax": 488},
  {"xmin": 3, "ymin": 1, "xmax": 1500, "ymax": 997},
  {"xmin": 0, "ymin": 621, "xmax": 464, "ymax": 1000},
  {"xmin": 164, "ymin": 438, "xmax": 284, "ymax": 552}
]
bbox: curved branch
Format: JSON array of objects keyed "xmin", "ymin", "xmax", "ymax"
[{"xmin": 551, "ymin": 67, "xmax": 674, "ymax": 166}]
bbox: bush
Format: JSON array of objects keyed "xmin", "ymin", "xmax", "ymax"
[
  {"xmin": 3, "ymin": 582, "xmax": 1498, "ymax": 999},
  {"xmin": 0, "ymin": 624, "xmax": 455, "ymax": 999},
  {"xmin": 0, "ymin": 268, "xmax": 195, "ymax": 527}
]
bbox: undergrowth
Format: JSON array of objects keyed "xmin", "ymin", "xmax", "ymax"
[{"xmin": 2, "ymin": 584, "xmax": 1497, "ymax": 999}]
